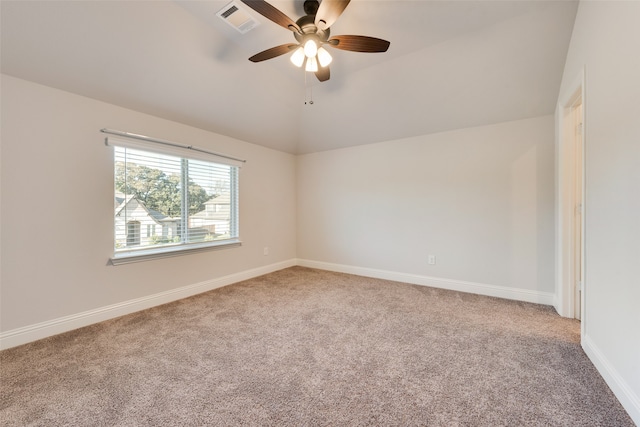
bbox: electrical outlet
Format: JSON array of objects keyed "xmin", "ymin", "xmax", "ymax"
[
  {"xmin": 428, "ymin": 255, "xmax": 436, "ymax": 265},
  {"xmin": 263, "ymin": 247, "xmax": 269, "ymax": 256}
]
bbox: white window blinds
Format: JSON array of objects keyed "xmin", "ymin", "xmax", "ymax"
[{"xmin": 106, "ymin": 133, "xmax": 242, "ymax": 264}]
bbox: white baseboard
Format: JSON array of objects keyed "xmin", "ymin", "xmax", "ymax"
[
  {"xmin": 0, "ymin": 259, "xmax": 296, "ymax": 350},
  {"xmin": 296, "ymin": 259, "xmax": 556, "ymax": 306},
  {"xmin": 582, "ymin": 334, "xmax": 640, "ymax": 425}
]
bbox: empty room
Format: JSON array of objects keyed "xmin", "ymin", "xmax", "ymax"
[{"xmin": 1, "ymin": 0, "xmax": 638, "ymax": 425}]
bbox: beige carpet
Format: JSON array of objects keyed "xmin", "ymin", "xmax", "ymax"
[{"xmin": 0, "ymin": 267, "xmax": 633, "ymax": 426}]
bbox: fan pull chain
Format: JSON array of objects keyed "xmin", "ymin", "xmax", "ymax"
[{"xmin": 304, "ymin": 71, "xmax": 314, "ymax": 105}]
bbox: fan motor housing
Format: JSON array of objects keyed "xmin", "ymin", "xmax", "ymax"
[{"xmin": 294, "ymin": 13, "xmax": 330, "ymax": 43}]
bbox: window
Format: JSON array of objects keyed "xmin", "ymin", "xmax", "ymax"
[
  {"xmin": 127, "ymin": 221, "xmax": 141, "ymax": 246},
  {"xmin": 107, "ymin": 134, "xmax": 242, "ymax": 264}
]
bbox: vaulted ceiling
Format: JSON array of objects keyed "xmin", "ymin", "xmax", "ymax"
[{"xmin": 1, "ymin": 0, "xmax": 578, "ymax": 154}]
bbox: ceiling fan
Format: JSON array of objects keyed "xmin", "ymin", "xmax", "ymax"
[{"xmin": 240, "ymin": 0, "xmax": 390, "ymax": 82}]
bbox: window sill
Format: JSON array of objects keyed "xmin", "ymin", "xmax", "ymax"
[{"xmin": 110, "ymin": 239, "xmax": 242, "ymax": 265}]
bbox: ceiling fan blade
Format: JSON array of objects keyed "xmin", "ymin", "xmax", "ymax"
[
  {"xmin": 315, "ymin": 66, "xmax": 330, "ymax": 82},
  {"xmin": 240, "ymin": 0, "xmax": 301, "ymax": 33},
  {"xmin": 249, "ymin": 44, "xmax": 298, "ymax": 62},
  {"xmin": 315, "ymin": 0, "xmax": 351, "ymax": 30},
  {"xmin": 327, "ymin": 35, "xmax": 390, "ymax": 53}
]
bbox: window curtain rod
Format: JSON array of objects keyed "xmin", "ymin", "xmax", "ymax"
[{"xmin": 100, "ymin": 128, "xmax": 247, "ymax": 164}]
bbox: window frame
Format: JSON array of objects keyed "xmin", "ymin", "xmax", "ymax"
[{"xmin": 106, "ymin": 135, "xmax": 243, "ymax": 265}]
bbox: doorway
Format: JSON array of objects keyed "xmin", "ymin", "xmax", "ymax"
[{"xmin": 556, "ymin": 70, "xmax": 585, "ymax": 328}]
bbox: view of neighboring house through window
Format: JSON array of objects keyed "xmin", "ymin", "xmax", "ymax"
[{"xmin": 111, "ymin": 140, "xmax": 240, "ymax": 259}]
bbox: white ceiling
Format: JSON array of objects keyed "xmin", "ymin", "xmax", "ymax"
[{"xmin": 1, "ymin": 0, "xmax": 578, "ymax": 154}]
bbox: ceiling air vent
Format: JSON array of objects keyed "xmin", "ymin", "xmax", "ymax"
[{"xmin": 217, "ymin": 1, "xmax": 260, "ymax": 34}]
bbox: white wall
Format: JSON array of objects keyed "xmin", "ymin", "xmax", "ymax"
[
  {"xmin": 0, "ymin": 75, "xmax": 297, "ymax": 343},
  {"xmin": 297, "ymin": 116, "xmax": 555, "ymax": 302},
  {"xmin": 557, "ymin": 2, "xmax": 640, "ymax": 423}
]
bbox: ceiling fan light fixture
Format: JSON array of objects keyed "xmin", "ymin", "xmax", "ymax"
[
  {"xmin": 303, "ymin": 39, "xmax": 318, "ymax": 58},
  {"xmin": 241, "ymin": 0, "xmax": 391, "ymax": 82},
  {"xmin": 290, "ymin": 47, "xmax": 305, "ymax": 67},
  {"xmin": 317, "ymin": 47, "xmax": 332, "ymax": 67},
  {"xmin": 305, "ymin": 56, "xmax": 318, "ymax": 72}
]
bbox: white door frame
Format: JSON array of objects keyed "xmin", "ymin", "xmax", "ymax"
[{"xmin": 555, "ymin": 67, "xmax": 586, "ymax": 334}]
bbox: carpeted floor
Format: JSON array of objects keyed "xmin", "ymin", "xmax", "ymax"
[{"xmin": 0, "ymin": 267, "xmax": 633, "ymax": 426}]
